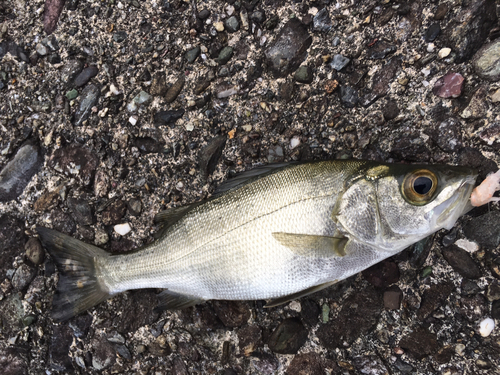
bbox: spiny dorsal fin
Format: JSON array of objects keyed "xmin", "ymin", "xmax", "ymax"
[
  {"xmin": 272, "ymin": 232, "xmax": 348, "ymax": 258},
  {"xmin": 265, "ymin": 281, "xmax": 338, "ymax": 308},
  {"xmin": 215, "ymin": 162, "xmax": 299, "ymax": 195}
]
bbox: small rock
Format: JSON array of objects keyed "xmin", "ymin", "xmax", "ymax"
[
  {"xmin": 238, "ymin": 325, "xmax": 262, "ymax": 356},
  {"xmin": 185, "ymin": 46, "xmax": 201, "ymax": 63},
  {"xmin": 286, "ymin": 352, "xmax": 324, "ymax": 375},
  {"xmin": 153, "ymin": 109, "xmax": 185, "ymax": 126},
  {"xmin": 372, "ymin": 57, "xmax": 402, "ymax": 98},
  {"xmin": 67, "ymin": 197, "xmax": 93, "ymax": 226},
  {"xmin": 463, "ymin": 211, "xmax": 500, "ymax": 249},
  {"xmin": 150, "ymin": 72, "xmax": 167, "ymax": 96},
  {"xmin": 113, "ymin": 31, "xmax": 128, "ymax": 43},
  {"xmin": 383, "ymin": 285, "xmax": 403, "ymax": 310},
  {"xmin": 165, "ymin": 75, "xmax": 185, "ymax": 103},
  {"xmin": 91, "ymin": 338, "xmax": 116, "ymax": 370},
  {"xmin": 438, "ymin": 48, "xmax": 451, "ymax": 59},
  {"xmin": 102, "ymin": 200, "xmax": 127, "ymax": 226},
  {"xmin": 432, "ymin": 72, "xmax": 464, "ymax": 98},
  {"xmin": 442, "ymin": 245, "xmax": 482, "ymax": 279},
  {"xmin": 217, "ymin": 46, "xmax": 234, "ymax": 65},
  {"xmin": 212, "ymin": 301, "xmax": 251, "ymax": 328},
  {"xmin": 74, "ymin": 66, "xmax": 98, "ymax": 87},
  {"xmin": 65, "ymin": 89, "xmax": 78, "ymax": 100},
  {"xmin": 417, "ymin": 282, "xmax": 454, "ymax": 320},
  {"xmin": 250, "ymin": 10, "xmax": 265, "ymax": 24},
  {"xmin": 267, "ymin": 318, "xmax": 308, "ymax": 354},
  {"xmin": 25, "ymin": 237, "xmax": 44, "ymax": 265},
  {"xmin": 224, "ymin": 16, "xmax": 239, "ymax": 32},
  {"xmin": 473, "ymin": 39, "xmax": 500, "ymax": 81},
  {"xmin": 492, "ymin": 300, "xmax": 500, "ymax": 319},
  {"xmin": 74, "ymin": 83, "xmax": 100, "ymax": 126},
  {"xmin": 127, "ymin": 198, "xmax": 142, "ymax": 216},
  {"xmin": 479, "ymin": 318, "xmax": 495, "ymax": 337},
  {"xmin": 11, "ymin": 264, "xmax": 35, "ymax": 291},
  {"xmin": 313, "ymin": 8, "xmax": 332, "ymax": 32},
  {"xmin": 0, "ymin": 143, "xmax": 43, "ymax": 202},
  {"xmin": 199, "ymin": 135, "xmax": 226, "ymax": 180},
  {"xmin": 114, "ymin": 223, "xmax": 131, "ymax": 236},
  {"xmin": 382, "ymin": 99, "xmax": 399, "ymax": 120},
  {"xmin": 362, "ymin": 259, "xmax": 400, "ymax": 288},
  {"xmin": 339, "ymin": 86, "xmax": 359, "ymax": 108},
  {"xmin": 399, "ymin": 327, "xmax": 439, "ymax": 359},
  {"xmin": 460, "ymin": 294, "xmax": 488, "ymax": 321},
  {"xmin": 34, "ymin": 190, "xmax": 60, "ymax": 212},
  {"xmin": 294, "ymin": 66, "xmax": 313, "ymax": 84},
  {"xmin": 434, "ymin": 4, "xmax": 448, "ymax": 20},
  {"xmin": 133, "ymin": 90, "xmax": 151, "ymax": 105},
  {"xmin": 367, "ymin": 41, "xmax": 397, "ymax": 59},
  {"xmin": 353, "ymin": 355, "xmax": 389, "ymax": 375},
  {"xmin": 49, "ymin": 145, "xmax": 98, "ymax": 186},
  {"xmin": 198, "ymin": 9, "xmax": 210, "ymax": 19},
  {"xmin": 50, "ymin": 324, "xmax": 74, "ymax": 370},
  {"xmin": 330, "ymin": 54, "xmax": 350, "ymax": 71},
  {"xmin": 424, "ymin": 23, "xmax": 441, "ymax": 42},
  {"xmin": 264, "ymin": 18, "xmax": 312, "ymax": 77}
]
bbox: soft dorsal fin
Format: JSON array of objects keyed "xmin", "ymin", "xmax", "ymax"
[
  {"xmin": 215, "ymin": 162, "xmax": 299, "ymax": 194},
  {"xmin": 153, "ymin": 202, "xmax": 203, "ymax": 239},
  {"xmin": 265, "ymin": 281, "xmax": 338, "ymax": 308},
  {"xmin": 272, "ymin": 232, "xmax": 348, "ymax": 258}
]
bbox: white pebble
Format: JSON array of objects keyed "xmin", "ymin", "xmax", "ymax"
[
  {"xmin": 290, "ymin": 136, "xmax": 301, "ymax": 149},
  {"xmin": 114, "ymin": 223, "xmax": 132, "ymax": 236},
  {"xmin": 438, "ymin": 48, "xmax": 451, "ymax": 59},
  {"xmin": 427, "ymin": 43, "xmax": 435, "ymax": 53},
  {"xmin": 479, "ymin": 318, "xmax": 495, "ymax": 337},
  {"xmin": 454, "ymin": 239, "xmax": 478, "ymax": 253},
  {"xmin": 129, "ymin": 116, "xmax": 138, "ymax": 125}
]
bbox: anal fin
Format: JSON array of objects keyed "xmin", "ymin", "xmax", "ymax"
[
  {"xmin": 272, "ymin": 232, "xmax": 348, "ymax": 258},
  {"xmin": 155, "ymin": 290, "xmax": 204, "ymax": 311},
  {"xmin": 265, "ymin": 281, "xmax": 338, "ymax": 308}
]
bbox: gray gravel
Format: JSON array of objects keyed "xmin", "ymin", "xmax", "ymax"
[{"xmin": 1, "ymin": 0, "xmax": 500, "ymax": 374}]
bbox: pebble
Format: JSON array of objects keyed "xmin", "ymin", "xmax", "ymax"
[
  {"xmin": 217, "ymin": 46, "xmax": 234, "ymax": 65},
  {"xmin": 65, "ymin": 89, "xmax": 78, "ymax": 100},
  {"xmin": 478, "ymin": 318, "xmax": 495, "ymax": 337},
  {"xmin": 25, "ymin": 237, "xmax": 44, "ymax": 265},
  {"xmin": 74, "ymin": 66, "xmax": 98, "ymax": 87},
  {"xmin": 36, "ymin": 43, "xmax": 48, "ymax": 56},
  {"xmin": 153, "ymin": 109, "xmax": 185, "ymax": 126},
  {"xmin": 399, "ymin": 327, "xmax": 438, "ymax": 359},
  {"xmin": 213, "ymin": 21, "xmax": 224, "ymax": 32},
  {"xmin": 383, "ymin": 285, "xmax": 403, "ymax": 310},
  {"xmin": 67, "ymin": 197, "xmax": 94, "ymax": 226},
  {"xmin": 367, "ymin": 41, "xmax": 397, "ymax": 59},
  {"xmin": 442, "ymin": 245, "xmax": 482, "ymax": 279},
  {"xmin": 461, "ymin": 85, "xmax": 488, "ymax": 119},
  {"xmin": 250, "ymin": 10, "xmax": 265, "ymax": 24},
  {"xmin": 313, "ymin": 8, "xmax": 332, "ymax": 32},
  {"xmin": 185, "ymin": 46, "xmax": 200, "ymax": 63},
  {"xmin": 362, "ymin": 260, "xmax": 400, "ymax": 288},
  {"xmin": 438, "ymin": 47, "xmax": 451, "ymax": 59},
  {"xmin": 128, "ymin": 115, "xmax": 138, "ymax": 125},
  {"xmin": 238, "ymin": 325, "xmax": 262, "ymax": 356},
  {"xmin": 0, "ymin": 143, "xmax": 43, "ymax": 202},
  {"xmin": 264, "ymin": 18, "xmax": 312, "ymax": 77},
  {"xmin": 454, "ymin": 238, "xmax": 478, "ymax": 253},
  {"xmin": 150, "ymin": 72, "xmax": 167, "ymax": 96},
  {"xmin": 372, "ymin": 57, "xmax": 401, "ymax": 98},
  {"xmin": 434, "ymin": 3, "xmax": 448, "ymax": 20},
  {"xmin": 48, "ymin": 145, "xmax": 98, "ymax": 186},
  {"xmin": 487, "ymin": 282, "xmax": 500, "ymax": 301},
  {"xmin": 74, "ymin": 83, "xmax": 100, "ymax": 126},
  {"xmin": 463, "ymin": 211, "xmax": 500, "ymax": 249},
  {"xmin": 211, "ymin": 301, "xmax": 250, "ymax": 327},
  {"xmin": 294, "ymin": 66, "xmax": 313, "ymax": 84},
  {"xmin": 473, "ymin": 39, "xmax": 500, "ymax": 81},
  {"xmin": 267, "ymin": 318, "xmax": 308, "ymax": 354},
  {"xmin": 11, "ymin": 264, "xmax": 35, "ymax": 291},
  {"xmin": 165, "ymin": 75, "xmax": 185, "ymax": 103},
  {"xmin": 199, "ymin": 135, "xmax": 226, "ymax": 180},
  {"xmin": 339, "ymin": 86, "xmax": 359, "ymax": 108},
  {"xmin": 113, "ymin": 31, "xmax": 128, "ymax": 43},
  {"xmin": 114, "ymin": 223, "xmax": 131, "ymax": 236},
  {"xmin": 432, "ymin": 72, "xmax": 464, "ymax": 98},
  {"xmin": 224, "ymin": 16, "xmax": 239, "ymax": 33},
  {"xmin": 61, "ymin": 59, "xmax": 84, "ymax": 85},
  {"xmin": 330, "ymin": 54, "xmax": 350, "ymax": 71},
  {"xmin": 424, "ymin": 23, "xmax": 441, "ymax": 42},
  {"xmin": 417, "ymin": 282, "xmax": 454, "ymax": 320}
]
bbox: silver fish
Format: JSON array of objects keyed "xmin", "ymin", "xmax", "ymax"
[{"xmin": 37, "ymin": 160, "xmax": 476, "ymax": 321}]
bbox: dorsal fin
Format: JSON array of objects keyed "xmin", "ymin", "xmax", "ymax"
[
  {"xmin": 215, "ymin": 162, "xmax": 299, "ymax": 194},
  {"xmin": 153, "ymin": 202, "xmax": 203, "ymax": 238}
]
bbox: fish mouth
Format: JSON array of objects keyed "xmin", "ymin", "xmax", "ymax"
[{"xmin": 430, "ymin": 175, "xmax": 476, "ymax": 230}]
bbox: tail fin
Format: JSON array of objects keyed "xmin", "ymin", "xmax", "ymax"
[{"xmin": 36, "ymin": 227, "xmax": 112, "ymax": 322}]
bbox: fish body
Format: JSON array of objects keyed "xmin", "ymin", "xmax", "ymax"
[{"xmin": 37, "ymin": 160, "xmax": 477, "ymax": 321}]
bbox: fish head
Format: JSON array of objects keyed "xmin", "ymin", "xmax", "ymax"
[{"xmin": 336, "ymin": 163, "xmax": 477, "ymax": 251}]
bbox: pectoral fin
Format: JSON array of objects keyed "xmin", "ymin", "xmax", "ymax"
[
  {"xmin": 155, "ymin": 290, "xmax": 205, "ymax": 311},
  {"xmin": 272, "ymin": 232, "xmax": 348, "ymax": 258},
  {"xmin": 265, "ymin": 281, "xmax": 338, "ymax": 308}
]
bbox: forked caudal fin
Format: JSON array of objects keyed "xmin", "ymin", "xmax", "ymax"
[{"xmin": 36, "ymin": 227, "xmax": 111, "ymax": 322}]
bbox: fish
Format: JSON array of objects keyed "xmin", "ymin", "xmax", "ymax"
[{"xmin": 36, "ymin": 159, "xmax": 477, "ymax": 322}]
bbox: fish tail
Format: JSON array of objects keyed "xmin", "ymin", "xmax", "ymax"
[{"xmin": 36, "ymin": 227, "xmax": 112, "ymax": 322}]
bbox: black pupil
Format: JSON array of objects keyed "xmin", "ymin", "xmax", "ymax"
[{"xmin": 413, "ymin": 177, "xmax": 432, "ymax": 195}]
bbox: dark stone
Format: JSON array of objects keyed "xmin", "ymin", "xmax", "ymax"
[
  {"xmin": 424, "ymin": 23, "xmax": 441, "ymax": 42},
  {"xmin": 267, "ymin": 318, "xmax": 308, "ymax": 354},
  {"xmin": 50, "ymin": 324, "xmax": 74, "ymax": 370},
  {"xmin": 445, "ymin": 0, "xmax": 497, "ymax": 63},
  {"xmin": 300, "ymin": 299, "xmax": 320, "ymax": 326},
  {"xmin": 0, "ymin": 294, "xmax": 25, "ymax": 336},
  {"xmin": 279, "ymin": 80, "xmax": 295, "ymax": 102},
  {"xmin": 339, "ymin": 86, "xmax": 358, "ymax": 108},
  {"xmin": 461, "ymin": 279, "xmax": 480, "ymax": 295},
  {"xmin": 383, "ymin": 285, "xmax": 403, "ymax": 310},
  {"xmin": 194, "ymin": 79, "xmax": 211, "ymax": 95},
  {"xmin": 74, "ymin": 66, "xmax": 98, "ymax": 87},
  {"xmin": 185, "ymin": 46, "xmax": 201, "ymax": 63},
  {"xmin": 353, "ymin": 355, "xmax": 389, "ymax": 375},
  {"xmin": 382, "ymin": 99, "xmax": 399, "ymax": 120},
  {"xmin": 127, "ymin": 198, "xmax": 142, "ymax": 216},
  {"xmin": 25, "ymin": 237, "xmax": 44, "ymax": 265},
  {"xmin": 434, "ymin": 4, "xmax": 448, "ymax": 20},
  {"xmin": 68, "ymin": 314, "xmax": 93, "ymax": 339},
  {"xmin": 432, "ymin": 73, "xmax": 464, "ymax": 98},
  {"xmin": 50, "ymin": 209, "xmax": 76, "ymax": 235},
  {"xmin": 435, "ymin": 346, "xmax": 455, "ymax": 364},
  {"xmin": 113, "ymin": 31, "xmax": 128, "ymax": 43},
  {"xmin": 11, "ymin": 264, "xmax": 35, "ymax": 291},
  {"xmin": 198, "ymin": 9, "xmax": 210, "ymax": 19},
  {"xmin": 224, "ymin": 16, "xmax": 240, "ymax": 33},
  {"xmin": 199, "ymin": 135, "xmax": 226, "ymax": 180},
  {"xmin": 264, "ymin": 18, "xmax": 312, "ymax": 78},
  {"xmin": 251, "ymin": 352, "xmax": 279, "ymax": 373},
  {"xmin": 49, "ymin": 145, "xmax": 99, "ymax": 186},
  {"xmin": 217, "ymin": 46, "xmax": 234, "ymax": 65},
  {"xmin": 492, "ymin": 300, "xmax": 500, "ymax": 319},
  {"xmin": 487, "ymin": 281, "xmax": 500, "ymax": 301},
  {"xmin": 67, "ymin": 197, "xmax": 93, "ymax": 226},
  {"xmin": 238, "ymin": 325, "xmax": 262, "ymax": 356},
  {"xmin": 34, "ymin": 190, "xmax": 60, "ymax": 212},
  {"xmin": 372, "ymin": 57, "xmax": 401, "ymax": 98},
  {"xmin": 102, "ymin": 200, "xmax": 127, "ymax": 226},
  {"xmin": 463, "ymin": 211, "xmax": 500, "ymax": 249},
  {"xmin": 150, "ymin": 72, "xmax": 167, "ymax": 96},
  {"xmin": 367, "ymin": 41, "xmax": 397, "ymax": 60},
  {"xmin": 286, "ymin": 352, "xmax": 324, "ymax": 375},
  {"xmin": 417, "ymin": 282, "xmax": 454, "ymax": 320},
  {"xmin": 362, "ymin": 259, "xmax": 400, "ymax": 288},
  {"xmin": 0, "ymin": 142, "xmax": 43, "ymax": 202},
  {"xmin": 74, "ymin": 83, "xmax": 100, "ymax": 126},
  {"xmin": 212, "ymin": 301, "xmax": 251, "ymax": 328},
  {"xmin": 133, "ymin": 137, "xmax": 163, "ymax": 153},
  {"xmin": 250, "ymin": 10, "xmax": 265, "ymax": 23},
  {"xmin": 330, "ymin": 54, "xmax": 350, "ymax": 71},
  {"xmin": 317, "ymin": 286, "xmax": 382, "ymax": 348},
  {"xmin": 153, "ymin": 109, "xmax": 185, "ymax": 126},
  {"xmin": 392, "ymin": 357, "xmax": 414, "ymax": 374},
  {"xmin": 165, "ymin": 75, "xmax": 185, "ymax": 103},
  {"xmin": 294, "ymin": 66, "xmax": 313, "ymax": 84},
  {"xmin": 399, "ymin": 327, "xmax": 439, "ymax": 359},
  {"xmin": 442, "ymin": 246, "xmax": 482, "ymax": 279},
  {"xmin": 43, "ymin": 0, "xmax": 65, "ymax": 34},
  {"xmin": 459, "ymin": 294, "xmax": 488, "ymax": 321},
  {"xmin": 313, "ymin": 8, "xmax": 332, "ymax": 32}
]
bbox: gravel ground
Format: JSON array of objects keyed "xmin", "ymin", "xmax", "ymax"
[{"xmin": 1, "ymin": 0, "xmax": 500, "ymax": 374}]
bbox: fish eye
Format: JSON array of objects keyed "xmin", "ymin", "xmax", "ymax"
[{"xmin": 402, "ymin": 169, "xmax": 438, "ymax": 205}]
